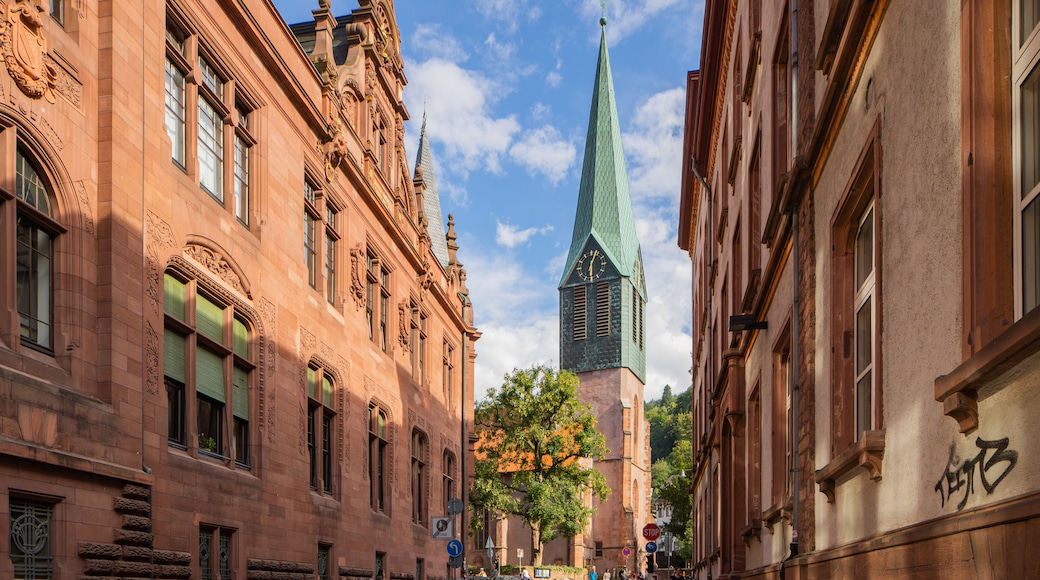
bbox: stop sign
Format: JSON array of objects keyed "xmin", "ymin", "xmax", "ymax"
[{"xmin": 642, "ymin": 523, "xmax": 661, "ymax": 541}]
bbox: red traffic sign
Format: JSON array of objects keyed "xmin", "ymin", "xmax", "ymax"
[{"xmin": 642, "ymin": 523, "xmax": 661, "ymax": 541}]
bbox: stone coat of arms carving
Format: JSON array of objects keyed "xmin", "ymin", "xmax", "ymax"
[{"xmin": 1, "ymin": 0, "xmax": 58, "ymax": 102}]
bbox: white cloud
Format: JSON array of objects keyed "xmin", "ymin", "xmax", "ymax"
[
  {"xmin": 495, "ymin": 220, "xmax": 555, "ymax": 248},
  {"xmin": 531, "ymin": 102, "xmax": 551, "ymax": 121},
  {"xmin": 509, "ymin": 125, "xmax": 577, "ymax": 185},
  {"xmin": 410, "ymin": 24, "xmax": 469, "ymax": 62},
  {"xmin": 623, "ymin": 87, "xmax": 686, "ymax": 201},
  {"xmin": 484, "ymin": 32, "xmax": 516, "ymax": 62},
  {"xmin": 405, "ymin": 58, "xmax": 521, "ymax": 176},
  {"xmin": 546, "ymin": 70, "xmax": 562, "ymax": 87},
  {"xmin": 472, "ymin": 0, "xmax": 543, "ymax": 31},
  {"xmin": 580, "ymin": 0, "xmax": 685, "ymax": 43}
]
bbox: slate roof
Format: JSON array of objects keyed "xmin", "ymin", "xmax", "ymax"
[{"xmin": 415, "ymin": 115, "xmax": 450, "ymax": 269}]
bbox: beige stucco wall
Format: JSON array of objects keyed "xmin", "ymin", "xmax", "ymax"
[{"xmin": 811, "ymin": 0, "xmax": 968, "ymax": 550}]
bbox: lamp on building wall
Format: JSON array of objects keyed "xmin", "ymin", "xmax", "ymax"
[{"xmin": 728, "ymin": 314, "xmax": 767, "ymax": 332}]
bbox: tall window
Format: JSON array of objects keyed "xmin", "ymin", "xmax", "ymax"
[
  {"xmin": 854, "ymin": 204, "xmax": 876, "ymax": 437},
  {"xmin": 748, "ymin": 385, "xmax": 762, "ymax": 522},
  {"xmin": 369, "ymin": 403, "xmax": 389, "ymax": 512},
  {"xmin": 410, "ymin": 303, "xmax": 427, "ymax": 381},
  {"xmin": 197, "ymin": 55, "xmax": 224, "ymax": 200},
  {"xmin": 442, "ymin": 340, "xmax": 455, "ymax": 410},
  {"xmin": 49, "ymin": 0, "xmax": 64, "ymax": 27},
  {"xmin": 442, "ymin": 451, "xmax": 456, "ymax": 513},
  {"xmin": 308, "ymin": 363, "xmax": 336, "ymax": 494},
  {"xmin": 411, "ymin": 429, "xmax": 428, "ymax": 525},
  {"xmin": 1014, "ymin": 1, "xmax": 1040, "ymax": 316},
  {"xmin": 165, "ymin": 22, "xmax": 187, "ymax": 166},
  {"xmin": 366, "ymin": 252, "xmax": 390, "ymax": 351},
  {"xmin": 318, "ymin": 544, "xmax": 332, "ymax": 580},
  {"xmin": 164, "ymin": 271, "xmax": 254, "ymax": 466},
  {"xmin": 15, "ymin": 150, "xmax": 60, "ymax": 352},
  {"xmin": 771, "ymin": 327, "xmax": 791, "ymax": 508},
  {"xmin": 233, "ymin": 106, "xmax": 253, "ymax": 225},
  {"xmin": 325, "ymin": 204, "xmax": 339, "ymax": 303},
  {"xmin": 305, "ymin": 180, "xmax": 318, "ymax": 288},
  {"xmin": 164, "ymin": 16, "xmax": 254, "ymax": 223},
  {"xmin": 830, "ymin": 132, "xmax": 882, "ymax": 454},
  {"xmin": 199, "ymin": 526, "xmax": 234, "ymax": 580},
  {"xmin": 595, "ymin": 281, "xmax": 610, "ymax": 337},
  {"xmin": 9, "ymin": 497, "xmax": 55, "ymax": 579},
  {"xmin": 573, "ymin": 285, "xmax": 587, "ymax": 340}
]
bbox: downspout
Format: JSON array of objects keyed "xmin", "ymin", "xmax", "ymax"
[
  {"xmin": 690, "ymin": 159, "xmax": 712, "ymax": 580},
  {"xmin": 461, "ymin": 301, "xmax": 469, "ymax": 578},
  {"xmin": 788, "ymin": 0, "xmax": 801, "ymax": 561}
]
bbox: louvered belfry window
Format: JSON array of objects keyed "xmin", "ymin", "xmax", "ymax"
[
  {"xmin": 596, "ymin": 281, "xmax": 610, "ymax": 337},
  {"xmin": 573, "ymin": 285, "xmax": 587, "ymax": 340}
]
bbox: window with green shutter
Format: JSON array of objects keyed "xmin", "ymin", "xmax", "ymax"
[{"xmin": 163, "ymin": 268, "xmax": 255, "ymax": 467}]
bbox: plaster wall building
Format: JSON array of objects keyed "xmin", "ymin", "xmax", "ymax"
[
  {"xmin": 680, "ymin": 1, "xmax": 1039, "ymax": 578},
  {"xmin": 0, "ymin": 1, "xmax": 479, "ymax": 579}
]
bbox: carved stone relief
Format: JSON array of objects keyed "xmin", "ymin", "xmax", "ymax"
[
  {"xmin": 184, "ymin": 244, "xmax": 248, "ymax": 297},
  {"xmin": 145, "ymin": 211, "xmax": 177, "ymax": 314},
  {"xmin": 0, "ymin": 0, "xmax": 58, "ymax": 102},
  {"xmin": 145, "ymin": 321, "xmax": 159, "ymax": 395}
]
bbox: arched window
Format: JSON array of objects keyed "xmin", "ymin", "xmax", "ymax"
[
  {"xmin": 369, "ymin": 403, "xmax": 389, "ymax": 512},
  {"xmin": 308, "ymin": 361, "xmax": 337, "ymax": 494},
  {"xmin": 163, "ymin": 270, "xmax": 255, "ymax": 467},
  {"xmin": 442, "ymin": 450, "xmax": 456, "ymax": 514},
  {"xmin": 14, "ymin": 148, "xmax": 62, "ymax": 352},
  {"xmin": 411, "ymin": 429, "xmax": 428, "ymax": 524}
]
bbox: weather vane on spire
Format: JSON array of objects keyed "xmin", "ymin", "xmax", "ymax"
[{"xmin": 600, "ymin": 0, "xmax": 609, "ymax": 26}]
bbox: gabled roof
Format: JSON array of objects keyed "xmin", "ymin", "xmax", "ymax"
[
  {"xmin": 560, "ymin": 24, "xmax": 641, "ymax": 287},
  {"xmin": 415, "ymin": 115, "xmax": 450, "ymax": 269}
]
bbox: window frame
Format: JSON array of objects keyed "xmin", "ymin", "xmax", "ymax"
[
  {"xmin": 199, "ymin": 524, "xmax": 235, "ymax": 580},
  {"xmin": 411, "ymin": 428, "xmax": 428, "ymax": 525},
  {"xmin": 9, "ymin": 494, "xmax": 58, "ymax": 579},
  {"xmin": 1013, "ymin": 1, "xmax": 1040, "ymax": 318},
  {"xmin": 369, "ymin": 402, "xmax": 390, "ymax": 513},
  {"xmin": 366, "ymin": 251, "xmax": 391, "ymax": 352},
  {"xmin": 163, "ymin": 13, "xmax": 256, "ymax": 227},
  {"xmin": 163, "ymin": 269, "xmax": 256, "ymax": 468},
  {"xmin": 13, "ymin": 148, "xmax": 64, "ymax": 354},
  {"xmin": 307, "ymin": 361, "xmax": 338, "ymax": 494},
  {"xmin": 410, "ymin": 301, "xmax": 428, "ymax": 382},
  {"xmin": 442, "ymin": 339, "xmax": 456, "ymax": 410},
  {"xmin": 442, "ymin": 450, "xmax": 456, "ymax": 514}
]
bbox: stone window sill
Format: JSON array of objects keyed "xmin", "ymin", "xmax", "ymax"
[
  {"xmin": 934, "ymin": 305, "xmax": 1040, "ymax": 433},
  {"xmin": 762, "ymin": 499, "xmax": 791, "ymax": 531},
  {"xmin": 740, "ymin": 518, "xmax": 762, "ymax": 543},
  {"xmin": 815, "ymin": 429, "xmax": 886, "ymax": 503}
]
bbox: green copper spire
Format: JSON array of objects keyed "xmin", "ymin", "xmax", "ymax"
[{"xmin": 560, "ymin": 25, "xmax": 642, "ymax": 289}]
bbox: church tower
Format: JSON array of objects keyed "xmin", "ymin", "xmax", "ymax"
[{"xmin": 559, "ymin": 18, "xmax": 652, "ymax": 575}]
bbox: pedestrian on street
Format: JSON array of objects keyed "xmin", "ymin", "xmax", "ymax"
[{"xmin": 590, "ymin": 567, "xmax": 598, "ymax": 580}]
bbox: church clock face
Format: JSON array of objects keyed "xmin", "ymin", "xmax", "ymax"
[{"xmin": 577, "ymin": 250, "xmax": 607, "ymax": 281}]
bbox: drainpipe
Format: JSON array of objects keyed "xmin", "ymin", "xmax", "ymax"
[
  {"xmin": 789, "ymin": 0, "xmax": 801, "ymax": 561},
  {"xmin": 461, "ymin": 301, "xmax": 469, "ymax": 579},
  {"xmin": 690, "ymin": 158, "xmax": 712, "ymax": 580}
]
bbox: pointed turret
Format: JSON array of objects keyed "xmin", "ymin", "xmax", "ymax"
[
  {"xmin": 559, "ymin": 22, "xmax": 643, "ymax": 290},
  {"xmin": 415, "ymin": 114, "xmax": 450, "ymax": 269}
]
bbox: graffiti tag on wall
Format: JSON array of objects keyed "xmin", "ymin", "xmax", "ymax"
[{"xmin": 934, "ymin": 437, "xmax": 1018, "ymax": 510}]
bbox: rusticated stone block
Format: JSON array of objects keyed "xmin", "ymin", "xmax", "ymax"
[
  {"xmin": 78, "ymin": 542, "xmax": 122, "ymax": 559},
  {"xmin": 122, "ymin": 514, "xmax": 152, "ymax": 531},
  {"xmin": 341, "ymin": 567, "xmax": 374, "ymax": 578},
  {"xmin": 113, "ymin": 561, "xmax": 156, "ymax": 575},
  {"xmin": 156, "ymin": 565, "xmax": 192, "ymax": 579},
  {"xmin": 114, "ymin": 529, "xmax": 153, "ymax": 547},
  {"xmin": 153, "ymin": 550, "xmax": 192, "ymax": 565},
  {"xmin": 83, "ymin": 558, "xmax": 116, "ymax": 574},
  {"xmin": 122, "ymin": 545, "xmax": 153, "ymax": 561},
  {"xmin": 122, "ymin": 484, "xmax": 151, "ymax": 500},
  {"xmin": 113, "ymin": 497, "xmax": 151, "ymax": 515},
  {"xmin": 247, "ymin": 558, "xmax": 313, "ymax": 573}
]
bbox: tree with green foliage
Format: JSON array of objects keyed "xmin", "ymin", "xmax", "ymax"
[
  {"xmin": 646, "ymin": 386, "xmax": 693, "ymax": 567},
  {"xmin": 469, "ymin": 365, "xmax": 610, "ymax": 566}
]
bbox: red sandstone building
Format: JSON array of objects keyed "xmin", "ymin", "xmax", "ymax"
[
  {"xmin": 0, "ymin": 1, "xmax": 479, "ymax": 579},
  {"xmin": 681, "ymin": 1, "xmax": 1039, "ymax": 578}
]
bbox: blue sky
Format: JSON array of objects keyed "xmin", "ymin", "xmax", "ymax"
[{"xmin": 273, "ymin": 0, "xmax": 702, "ymax": 401}]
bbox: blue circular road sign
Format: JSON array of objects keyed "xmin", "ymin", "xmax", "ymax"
[
  {"xmin": 645, "ymin": 541, "xmax": 658, "ymax": 554},
  {"xmin": 447, "ymin": 539, "xmax": 463, "ymax": 557}
]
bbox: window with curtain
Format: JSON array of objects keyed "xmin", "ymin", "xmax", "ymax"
[{"xmin": 308, "ymin": 362, "xmax": 337, "ymax": 494}]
